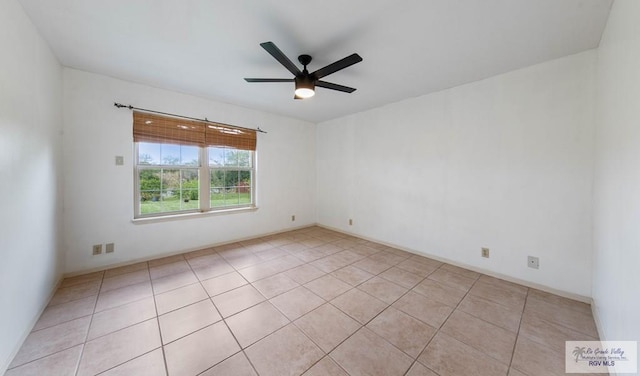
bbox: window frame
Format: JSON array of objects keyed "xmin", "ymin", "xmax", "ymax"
[{"xmin": 133, "ymin": 143, "xmax": 256, "ymax": 219}]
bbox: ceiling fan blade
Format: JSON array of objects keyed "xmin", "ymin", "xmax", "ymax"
[
  {"xmin": 311, "ymin": 53, "xmax": 363, "ymax": 80},
  {"xmin": 260, "ymin": 41, "xmax": 301, "ymax": 76},
  {"xmin": 316, "ymin": 80, "xmax": 357, "ymax": 93},
  {"xmin": 244, "ymin": 78, "xmax": 294, "ymax": 83}
]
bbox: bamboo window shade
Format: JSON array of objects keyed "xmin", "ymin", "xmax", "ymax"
[{"xmin": 133, "ymin": 111, "xmax": 256, "ymax": 150}]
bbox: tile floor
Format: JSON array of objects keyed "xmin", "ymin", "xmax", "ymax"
[{"xmin": 6, "ymin": 226, "xmax": 602, "ymax": 376}]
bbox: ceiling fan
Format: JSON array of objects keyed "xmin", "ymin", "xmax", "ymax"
[{"xmin": 244, "ymin": 41, "xmax": 363, "ymax": 99}]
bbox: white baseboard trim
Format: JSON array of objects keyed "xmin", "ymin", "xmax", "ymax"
[
  {"xmin": 63, "ymin": 223, "xmax": 317, "ymax": 278},
  {"xmin": 316, "ymin": 223, "xmax": 593, "ymax": 304},
  {"xmin": 1, "ymin": 274, "xmax": 64, "ymax": 374}
]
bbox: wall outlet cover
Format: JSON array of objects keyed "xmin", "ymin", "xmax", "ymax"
[
  {"xmin": 105, "ymin": 243, "xmax": 114, "ymax": 253},
  {"xmin": 92, "ymin": 244, "xmax": 102, "ymax": 255},
  {"xmin": 481, "ymin": 247, "xmax": 490, "ymax": 258},
  {"xmin": 528, "ymin": 256, "xmax": 540, "ymax": 269}
]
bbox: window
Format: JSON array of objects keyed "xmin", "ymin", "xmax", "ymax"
[{"xmin": 133, "ymin": 112, "xmax": 256, "ymax": 218}]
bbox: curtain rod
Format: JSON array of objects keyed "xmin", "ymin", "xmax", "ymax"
[{"xmin": 113, "ymin": 102, "xmax": 267, "ymax": 134}]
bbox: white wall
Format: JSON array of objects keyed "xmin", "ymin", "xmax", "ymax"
[
  {"xmin": 317, "ymin": 51, "xmax": 596, "ymax": 297},
  {"xmin": 62, "ymin": 69, "xmax": 316, "ymax": 273},
  {"xmin": 0, "ymin": 0, "xmax": 64, "ymax": 372},
  {"xmin": 592, "ymin": 0, "xmax": 640, "ymax": 350}
]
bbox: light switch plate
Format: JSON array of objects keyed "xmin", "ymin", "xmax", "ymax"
[{"xmin": 115, "ymin": 156, "xmax": 124, "ymax": 166}]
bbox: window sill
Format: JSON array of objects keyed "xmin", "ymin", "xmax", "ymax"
[{"xmin": 131, "ymin": 206, "xmax": 258, "ymax": 224}]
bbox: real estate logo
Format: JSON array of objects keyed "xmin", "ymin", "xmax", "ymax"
[{"xmin": 565, "ymin": 341, "xmax": 637, "ymax": 373}]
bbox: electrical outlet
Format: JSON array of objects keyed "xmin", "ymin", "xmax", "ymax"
[
  {"xmin": 291, "ymin": 215, "xmax": 295, "ymax": 221},
  {"xmin": 115, "ymin": 156, "xmax": 124, "ymax": 166},
  {"xmin": 349, "ymin": 219, "xmax": 353, "ymax": 226},
  {"xmin": 105, "ymin": 243, "xmax": 115, "ymax": 253},
  {"xmin": 481, "ymin": 247, "xmax": 490, "ymax": 258},
  {"xmin": 92, "ymin": 244, "xmax": 102, "ymax": 255},
  {"xmin": 528, "ymin": 256, "xmax": 539, "ymax": 269}
]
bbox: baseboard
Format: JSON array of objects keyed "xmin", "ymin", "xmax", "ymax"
[
  {"xmin": 63, "ymin": 223, "xmax": 317, "ymax": 278},
  {"xmin": 1, "ymin": 274, "xmax": 64, "ymax": 374},
  {"xmin": 316, "ymin": 223, "xmax": 593, "ymax": 304}
]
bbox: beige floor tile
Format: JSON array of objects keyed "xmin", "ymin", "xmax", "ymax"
[
  {"xmin": 358, "ymin": 276, "xmax": 408, "ymax": 304},
  {"xmin": 478, "ymin": 275, "xmax": 528, "ymax": 295},
  {"xmin": 379, "ymin": 267, "xmax": 423, "ymax": 288},
  {"xmin": 49, "ymin": 280, "xmax": 101, "ymax": 306},
  {"xmin": 351, "ymin": 257, "xmax": 393, "ymax": 275},
  {"xmin": 395, "ymin": 260, "xmax": 438, "ymax": 278},
  {"xmin": 159, "ymin": 299, "xmax": 222, "ymax": 344},
  {"xmin": 104, "ymin": 262, "xmax": 149, "ymax": 279},
  {"xmin": 10, "ymin": 316, "xmax": 90, "ymax": 368},
  {"xmin": 226, "ymin": 301, "xmax": 290, "ymax": 348},
  {"xmin": 200, "ymin": 352, "xmax": 257, "ymax": 376},
  {"xmin": 279, "ymin": 242, "xmax": 309, "ymax": 253},
  {"xmin": 238, "ymin": 263, "xmax": 279, "ymax": 283},
  {"xmin": 225, "ymin": 253, "xmax": 263, "ymax": 269},
  {"xmin": 186, "ymin": 253, "xmax": 223, "ymax": 269},
  {"xmin": 33, "ymin": 295, "xmax": 96, "ymax": 331},
  {"xmin": 88, "ymin": 297, "xmax": 156, "ymax": 340},
  {"xmin": 524, "ymin": 294, "xmax": 598, "ymax": 337},
  {"xmin": 366, "ymin": 307, "xmax": 437, "ymax": 358},
  {"xmin": 519, "ymin": 310, "xmax": 598, "ymax": 351},
  {"xmin": 151, "ymin": 270, "xmax": 198, "ymax": 295},
  {"xmin": 368, "ymin": 251, "xmax": 408, "ymax": 266},
  {"xmin": 285, "ymin": 264, "xmax": 326, "ymax": 284},
  {"xmin": 183, "ymin": 247, "xmax": 217, "ymax": 259},
  {"xmin": 310, "ymin": 254, "xmax": 352, "ymax": 273},
  {"xmin": 418, "ymin": 332, "xmax": 509, "ymax": 376},
  {"xmin": 60, "ymin": 272, "xmax": 104, "ymax": 288},
  {"xmin": 295, "ymin": 248, "xmax": 332, "ymax": 263},
  {"xmin": 270, "ymin": 286, "xmax": 325, "ymax": 320},
  {"xmin": 95, "ymin": 281, "xmax": 153, "ymax": 312},
  {"xmin": 245, "ymin": 324, "xmax": 324, "ymax": 376},
  {"xmin": 164, "ymin": 321, "xmax": 240, "ymax": 376},
  {"xmin": 77, "ymin": 318, "xmax": 161, "ymax": 376},
  {"xmin": 252, "ymin": 273, "xmax": 299, "ymax": 299},
  {"xmin": 439, "ymin": 263, "xmax": 481, "ymax": 279},
  {"xmin": 405, "ymin": 362, "xmax": 439, "ymax": 376},
  {"xmin": 211, "ymin": 284, "xmax": 265, "ymax": 317},
  {"xmin": 101, "ymin": 270, "xmax": 150, "ymax": 293},
  {"xmin": 303, "ymin": 356, "xmax": 348, "ymax": 376},
  {"xmin": 255, "ymin": 247, "xmax": 289, "ymax": 261},
  {"xmin": 155, "ymin": 283, "xmax": 208, "ymax": 315},
  {"xmin": 330, "ymin": 327, "xmax": 413, "ymax": 376},
  {"xmin": 331, "ymin": 265, "xmax": 374, "ymax": 286},
  {"xmin": 148, "ymin": 254, "xmax": 186, "ymax": 267},
  {"xmin": 427, "ymin": 269, "xmax": 476, "ymax": 292},
  {"xmin": 191, "ymin": 259, "xmax": 235, "ymax": 281},
  {"xmin": 393, "ymin": 291, "xmax": 453, "ymax": 328},
  {"xmin": 13, "ymin": 227, "xmax": 600, "ymax": 376},
  {"xmin": 5, "ymin": 344, "xmax": 83, "ymax": 376},
  {"xmin": 201, "ymin": 271, "xmax": 247, "ymax": 296},
  {"xmin": 508, "ymin": 367, "xmax": 528, "ymax": 376},
  {"xmin": 511, "ymin": 336, "xmax": 567, "ymax": 376},
  {"xmin": 295, "ymin": 303, "xmax": 361, "ymax": 353},
  {"xmin": 458, "ymin": 294, "xmax": 522, "ymax": 332},
  {"xmin": 149, "ymin": 260, "xmax": 191, "ymax": 280},
  {"xmin": 331, "ymin": 288, "xmax": 388, "ymax": 324},
  {"xmin": 412, "ymin": 279, "xmax": 466, "ymax": 307},
  {"xmin": 304, "ymin": 274, "xmax": 352, "ymax": 300},
  {"xmin": 101, "ymin": 348, "xmax": 166, "ymax": 376},
  {"xmin": 469, "ymin": 279, "xmax": 527, "ymax": 310},
  {"xmin": 528, "ymin": 288, "xmax": 592, "ymax": 315},
  {"xmin": 440, "ymin": 310, "xmax": 517, "ymax": 365},
  {"xmin": 350, "ymin": 244, "xmax": 380, "ymax": 257}
]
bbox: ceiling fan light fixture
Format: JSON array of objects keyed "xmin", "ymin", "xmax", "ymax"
[{"xmin": 295, "ymin": 76, "xmax": 315, "ymax": 98}]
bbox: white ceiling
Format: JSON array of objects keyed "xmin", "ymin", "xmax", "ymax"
[{"xmin": 18, "ymin": 0, "xmax": 612, "ymax": 123}]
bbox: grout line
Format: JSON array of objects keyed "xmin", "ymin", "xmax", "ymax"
[
  {"xmin": 508, "ymin": 288, "xmax": 530, "ymax": 374},
  {"xmin": 73, "ymin": 270, "xmax": 106, "ymax": 376}
]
